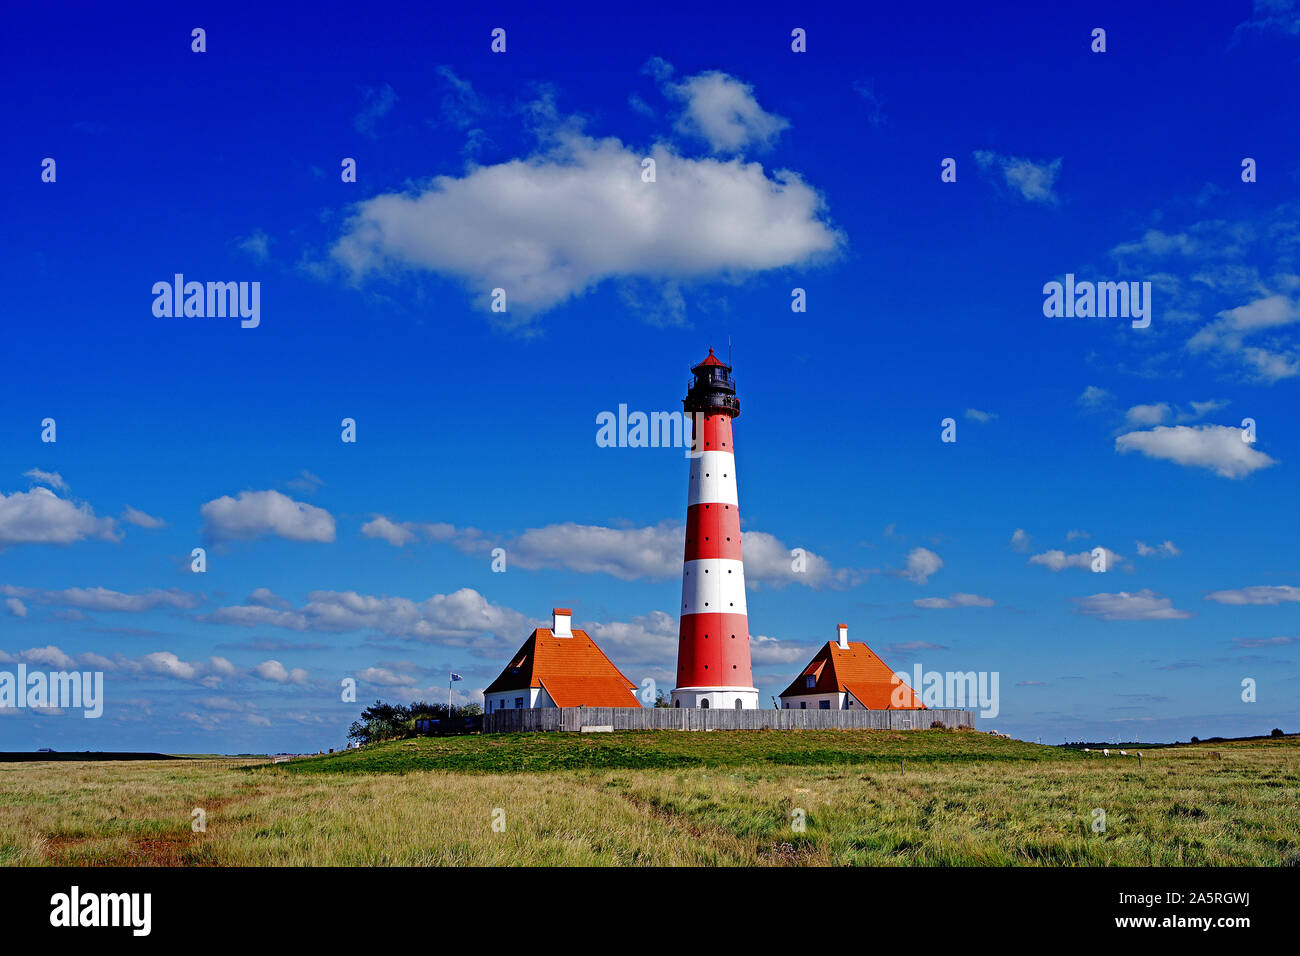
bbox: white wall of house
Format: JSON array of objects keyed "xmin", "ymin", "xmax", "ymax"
[
  {"xmin": 780, "ymin": 691, "xmax": 849, "ymax": 710},
  {"xmin": 484, "ymin": 685, "xmax": 551, "ymax": 713}
]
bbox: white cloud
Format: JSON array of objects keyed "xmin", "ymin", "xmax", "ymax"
[
  {"xmin": 1074, "ymin": 589, "xmax": 1193, "ymax": 621},
  {"xmin": 236, "ymin": 229, "xmax": 271, "ymax": 262},
  {"xmin": 121, "ymin": 505, "xmax": 165, "ymax": 529},
  {"xmin": 330, "ymin": 130, "xmax": 840, "ymax": 321},
  {"xmin": 5, "ymin": 597, "xmax": 26, "ymax": 617},
  {"xmin": 0, "ymin": 585, "xmax": 199, "ymax": 613},
  {"xmin": 914, "ymin": 593, "xmax": 994, "ymax": 609},
  {"xmin": 1187, "ymin": 293, "xmax": 1300, "ymax": 383},
  {"xmin": 207, "ymin": 587, "xmax": 530, "ymax": 643},
  {"xmin": 253, "ymin": 660, "xmax": 309, "ymax": 685},
  {"xmin": 1029, "ymin": 548, "xmax": 1123, "ymax": 572},
  {"xmin": 1078, "ymin": 385, "xmax": 1114, "ymax": 408},
  {"xmin": 1136, "ymin": 540, "xmax": 1181, "ymax": 558},
  {"xmin": 200, "ymin": 490, "xmax": 336, "ymax": 543},
  {"xmin": 1124, "ymin": 402, "xmax": 1171, "ymax": 426},
  {"xmin": 965, "ymin": 408, "xmax": 997, "ymax": 423},
  {"xmin": 665, "ymin": 70, "xmax": 789, "ymax": 153},
  {"xmin": 1009, "ymin": 528, "xmax": 1031, "ymax": 552},
  {"xmin": 353, "ymin": 83, "xmax": 397, "ymax": 138},
  {"xmin": 1115, "ymin": 425, "xmax": 1276, "ymax": 479},
  {"xmin": 1204, "ymin": 585, "xmax": 1300, "ymax": 605},
  {"xmin": 23, "ymin": 468, "xmax": 68, "ymax": 492},
  {"xmin": 974, "ymin": 150, "xmax": 1062, "ymax": 204},
  {"xmin": 900, "ymin": 547, "xmax": 942, "ymax": 584},
  {"xmin": 0, "ymin": 487, "xmax": 118, "ymax": 546},
  {"xmin": 1066, "ymin": 529, "xmax": 1090, "ymax": 541}
]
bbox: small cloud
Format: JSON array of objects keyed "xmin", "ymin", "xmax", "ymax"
[
  {"xmin": 354, "ymin": 83, "xmax": 397, "ymax": 138},
  {"xmin": 900, "ymin": 547, "xmax": 942, "ymax": 585},
  {"xmin": 1030, "ymin": 547, "xmax": 1123, "ymax": 572},
  {"xmin": 665, "ymin": 70, "xmax": 790, "ymax": 154},
  {"xmin": 1136, "ymin": 540, "xmax": 1180, "ymax": 558},
  {"xmin": 121, "ymin": 506, "xmax": 165, "ymax": 529},
  {"xmin": 1066, "ymin": 529, "xmax": 1090, "ymax": 541},
  {"xmin": 1009, "ymin": 528, "xmax": 1031, "ymax": 552},
  {"xmin": 1016, "ymin": 680, "xmax": 1046, "ymax": 687},
  {"xmin": 883, "ymin": 640, "xmax": 949, "ymax": 653},
  {"xmin": 253, "ymin": 659, "xmax": 309, "ymax": 685},
  {"xmin": 1124, "ymin": 402, "xmax": 1171, "ymax": 427},
  {"xmin": 23, "ymin": 468, "xmax": 68, "ymax": 492},
  {"xmin": 913, "ymin": 593, "xmax": 994, "ymax": 609},
  {"xmin": 236, "ymin": 229, "xmax": 271, "ymax": 262},
  {"xmin": 965, "ymin": 408, "xmax": 997, "ymax": 423},
  {"xmin": 851, "ymin": 79, "xmax": 886, "ymax": 126},
  {"xmin": 285, "ymin": 471, "xmax": 325, "ymax": 496},
  {"xmin": 1230, "ymin": 635, "xmax": 1299, "ymax": 649},
  {"xmin": 1077, "ymin": 385, "xmax": 1114, "ymax": 409},
  {"xmin": 973, "ymin": 149, "xmax": 1062, "ymax": 205},
  {"xmin": 1074, "ymin": 589, "xmax": 1193, "ymax": 621},
  {"xmin": 5, "ymin": 598, "xmax": 26, "ymax": 617},
  {"xmin": 1205, "ymin": 585, "xmax": 1300, "ymax": 605}
]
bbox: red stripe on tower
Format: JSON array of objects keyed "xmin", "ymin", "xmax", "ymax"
[{"xmin": 671, "ymin": 348, "xmax": 760, "ymax": 710}]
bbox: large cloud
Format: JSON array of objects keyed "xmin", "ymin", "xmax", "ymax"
[
  {"xmin": 330, "ymin": 131, "xmax": 840, "ymax": 320},
  {"xmin": 1115, "ymin": 425, "xmax": 1276, "ymax": 478},
  {"xmin": 200, "ymin": 490, "xmax": 336, "ymax": 543}
]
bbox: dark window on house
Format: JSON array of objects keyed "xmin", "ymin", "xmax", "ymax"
[
  {"xmin": 514, "ymin": 697, "xmax": 524, "ymax": 709},
  {"xmin": 701, "ymin": 699, "xmax": 710, "ymax": 709},
  {"xmin": 800, "ymin": 701, "xmax": 807, "ymax": 710},
  {"xmin": 805, "ymin": 675, "xmax": 816, "ymax": 689},
  {"xmin": 819, "ymin": 700, "xmax": 831, "ymax": 710},
  {"xmin": 734, "ymin": 699, "xmax": 743, "ymax": 709}
]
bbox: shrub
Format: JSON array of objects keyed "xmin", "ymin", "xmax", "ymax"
[
  {"xmin": 1272, "ymin": 728, "xmax": 1284, "ymax": 737},
  {"xmin": 930, "ymin": 720, "xmax": 946, "ymax": 729}
]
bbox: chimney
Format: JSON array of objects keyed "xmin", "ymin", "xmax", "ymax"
[
  {"xmin": 837, "ymin": 623, "xmax": 849, "ymax": 650},
  {"xmin": 552, "ymin": 608, "xmax": 573, "ymax": 637}
]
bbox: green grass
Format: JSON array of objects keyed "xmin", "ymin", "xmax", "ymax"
[{"xmin": 1, "ymin": 731, "xmax": 1296, "ymax": 866}]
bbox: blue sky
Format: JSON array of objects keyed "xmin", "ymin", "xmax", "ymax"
[{"xmin": 2, "ymin": 0, "xmax": 1298, "ymax": 751}]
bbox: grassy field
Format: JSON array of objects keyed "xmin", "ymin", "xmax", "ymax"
[{"xmin": 1, "ymin": 731, "xmax": 1296, "ymax": 866}]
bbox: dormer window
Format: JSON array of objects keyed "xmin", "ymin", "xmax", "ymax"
[{"xmin": 805, "ymin": 675, "xmax": 816, "ymax": 689}]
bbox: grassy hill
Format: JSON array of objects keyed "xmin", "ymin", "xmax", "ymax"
[{"xmin": 282, "ymin": 729, "xmax": 1082, "ymax": 774}]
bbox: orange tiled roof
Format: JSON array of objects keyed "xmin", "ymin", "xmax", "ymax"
[
  {"xmin": 484, "ymin": 628, "xmax": 641, "ymax": 708},
  {"xmin": 779, "ymin": 641, "xmax": 924, "ymax": 709}
]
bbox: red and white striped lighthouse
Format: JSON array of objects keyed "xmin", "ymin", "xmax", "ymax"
[{"xmin": 671, "ymin": 348, "xmax": 759, "ymax": 710}]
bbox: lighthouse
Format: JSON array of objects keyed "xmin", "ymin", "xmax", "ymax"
[{"xmin": 671, "ymin": 348, "xmax": 759, "ymax": 710}]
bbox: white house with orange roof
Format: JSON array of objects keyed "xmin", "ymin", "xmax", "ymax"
[
  {"xmin": 482, "ymin": 608, "xmax": 642, "ymax": 713},
  {"xmin": 779, "ymin": 624, "xmax": 925, "ymax": 711}
]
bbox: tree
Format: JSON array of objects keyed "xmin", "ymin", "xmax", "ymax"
[
  {"xmin": 653, "ymin": 690, "xmax": 673, "ymax": 708},
  {"xmin": 1272, "ymin": 727, "xmax": 1284, "ymax": 737}
]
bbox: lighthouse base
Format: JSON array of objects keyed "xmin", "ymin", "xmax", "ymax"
[{"xmin": 671, "ymin": 686, "xmax": 760, "ymax": 710}]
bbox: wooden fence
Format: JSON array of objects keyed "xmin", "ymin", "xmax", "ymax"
[{"xmin": 483, "ymin": 707, "xmax": 975, "ymax": 734}]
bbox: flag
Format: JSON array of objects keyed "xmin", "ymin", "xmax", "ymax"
[{"xmin": 450, "ymin": 672, "xmax": 463, "ymax": 682}]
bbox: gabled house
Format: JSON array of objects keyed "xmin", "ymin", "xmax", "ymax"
[
  {"xmin": 779, "ymin": 624, "xmax": 925, "ymax": 710},
  {"xmin": 483, "ymin": 608, "xmax": 642, "ymax": 713}
]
